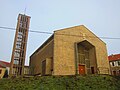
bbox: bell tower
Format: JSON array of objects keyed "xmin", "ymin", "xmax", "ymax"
[{"xmin": 10, "ymin": 14, "xmax": 30, "ymax": 76}]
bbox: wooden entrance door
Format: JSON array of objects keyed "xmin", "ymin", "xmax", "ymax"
[
  {"xmin": 113, "ymin": 71, "xmax": 116, "ymax": 76},
  {"xmin": 91, "ymin": 67, "xmax": 94, "ymax": 74},
  {"xmin": 79, "ymin": 65, "xmax": 85, "ymax": 75}
]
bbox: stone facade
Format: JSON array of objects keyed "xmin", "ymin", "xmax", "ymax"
[{"xmin": 30, "ymin": 25, "xmax": 110, "ymax": 75}]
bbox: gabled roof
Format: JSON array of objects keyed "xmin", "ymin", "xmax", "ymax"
[
  {"xmin": 30, "ymin": 25, "xmax": 106, "ymax": 57},
  {"xmin": 108, "ymin": 54, "xmax": 120, "ymax": 61},
  {"xmin": 30, "ymin": 34, "xmax": 54, "ymax": 57},
  {"xmin": 0, "ymin": 60, "xmax": 10, "ymax": 68},
  {"xmin": 54, "ymin": 25, "xmax": 106, "ymax": 44}
]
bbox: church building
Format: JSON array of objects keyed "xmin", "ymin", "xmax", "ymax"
[{"xmin": 29, "ymin": 25, "xmax": 110, "ymax": 75}]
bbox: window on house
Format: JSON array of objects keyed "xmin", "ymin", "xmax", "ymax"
[
  {"xmin": 118, "ymin": 61, "xmax": 120, "ymax": 66},
  {"xmin": 112, "ymin": 62, "xmax": 114, "ymax": 66},
  {"xmin": 110, "ymin": 62, "xmax": 113, "ymax": 66},
  {"xmin": 0, "ymin": 69, "xmax": 2, "ymax": 74},
  {"xmin": 114, "ymin": 62, "xmax": 116, "ymax": 66},
  {"xmin": 115, "ymin": 61, "xmax": 118, "ymax": 66},
  {"xmin": 119, "ymin": 70, "xmax": 120, "ymax": 75}
]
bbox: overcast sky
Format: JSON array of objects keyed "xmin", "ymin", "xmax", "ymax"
[{"xmin": 0, "ymin": 0, "xmax": 120, "ymax": 65}]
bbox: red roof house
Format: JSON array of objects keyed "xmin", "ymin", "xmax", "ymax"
[
  {"xmin": 108, "ymin": 54, "xmax": 120, "ymax": 76},
  {"xmin": 108, "ymin": 54, "xmax": 120, "ymax": 61},
  {"xmin": 0, "ymin": 60, "xmax": 10, "ymax": 68}
]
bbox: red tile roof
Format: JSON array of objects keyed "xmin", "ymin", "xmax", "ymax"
[
  {"xmin": 108, "ymin": 54, "xmax": 120, "ymax": 61},
  {"xmin": 0, "ymin": 60, "xmax": 10, "ymax": 68},
  {"xmin": 0, "ymin": 60, "xmax": 29, "ymax": 68}
]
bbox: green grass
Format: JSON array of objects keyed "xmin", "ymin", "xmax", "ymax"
[{"xmin": 0, "ymin": 75, "xmax": 120, "ymax": 90}]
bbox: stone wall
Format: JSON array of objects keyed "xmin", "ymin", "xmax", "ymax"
[
  {"xmin": 30, "ymin": 39, "xmax": 54, "ymax": 75},
  {"xmin": 53, "ymin": 25, "xmax": 110, "ymax": 75}
]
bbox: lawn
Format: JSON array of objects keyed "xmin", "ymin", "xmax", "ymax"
[{"xmin": 0, "ymin": 75, "xmax": 120, "ymax": 90}]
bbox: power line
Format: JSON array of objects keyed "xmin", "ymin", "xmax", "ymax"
[
  {"xmin": 0, "ymin": 26, "xmax": 53, "ymax": 34},
  {"xmin": 0, "ymin": 26, "xmax": 120, "ymax": 40},
  {"xmin": 0, "ymin": 26, "xmax": 15, "ymax": 31},
  {"xmin": 29, "ymin": 30, "xmax": 52, "ymax": 34}
]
